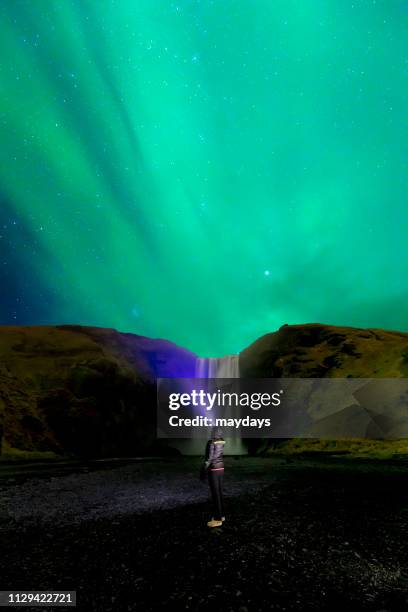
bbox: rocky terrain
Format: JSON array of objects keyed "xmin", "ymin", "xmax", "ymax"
[
  {"xmin": 240, "ymin": 323, "xmax": 408, "ymax": 378},
  {"xmin": 1, "ymin": 322, "xmax": 408, "ymax": 458},
  {"xmin": 0, "ymin": 325, "xmax": 196, "ymax": 457},
  {"xmin": 1, "ymin": 456, "xmax": 408, "ymax": 611}
]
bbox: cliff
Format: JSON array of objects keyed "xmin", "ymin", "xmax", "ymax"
[
  {"xmin": 2, "ymin": 322, "xmax": 408, "ymax": 458},
  {"xmin": 0, "ymin": 325, "xmax": 196, "ymax": 457}
]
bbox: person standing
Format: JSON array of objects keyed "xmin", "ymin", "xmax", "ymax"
[{"xmin": 204, "ymin": 427, "xmax": 225, "ymax": 528}]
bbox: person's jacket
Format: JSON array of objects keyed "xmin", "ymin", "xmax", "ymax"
[{"xmin": 204, "ymin": 439, "xmax": 225, "ymax": 469}]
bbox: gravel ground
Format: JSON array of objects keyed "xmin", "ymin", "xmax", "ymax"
[
  {"xmin": 1, "ymin": 457, "xmax": 408, "ymax": 611},
  {"xmin": 0, "ymin": 458, "xmax": 272, "ymax": 526}
]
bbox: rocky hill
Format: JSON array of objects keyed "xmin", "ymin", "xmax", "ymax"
[
  {"xmin": 0, "ymin": 325, "xmax": 196, "ymax": 457},
  {"xmin": 240, "ymin": 323, "xmax": 408, "ymax": 378},
  {"xmin": 240, "ymin": 323, "xmax": 408, "ymax": 452},
  {"xmin": 1, "ymin": 322, "xmax": 408, "ymax": 458}
]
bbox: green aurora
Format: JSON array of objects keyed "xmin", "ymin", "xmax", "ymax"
[{"xmin": 0, "ymin": 0, "xmax": 408, "ymax": 356}]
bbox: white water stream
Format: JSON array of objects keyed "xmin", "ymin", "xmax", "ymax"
[{"xmin": 176, "ymin": 354, "xmax": 245, "ymax": 455}]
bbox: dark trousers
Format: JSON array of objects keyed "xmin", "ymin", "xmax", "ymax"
[{"xmin": 208, "ymin": 469, "xmax": 224, "ymax": 520}]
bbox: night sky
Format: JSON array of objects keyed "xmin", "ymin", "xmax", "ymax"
[{"xmin": 1, "ymin": 1, "xmax": 408, "ymax": 356}]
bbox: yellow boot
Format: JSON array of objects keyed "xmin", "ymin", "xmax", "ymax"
[{"xmin": 207, "ymin": 519, "xmax": 223, "ymax": 528}]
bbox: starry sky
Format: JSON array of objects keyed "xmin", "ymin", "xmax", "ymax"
[{"xmin": 0, "ymin": 0, "xmax": 408, "ymax": 357}]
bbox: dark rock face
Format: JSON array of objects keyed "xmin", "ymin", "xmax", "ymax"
[
  {"xmin": 240, "ymin": 323, "xmax": 408, "ymax": 378},
  {"xmin": 0, "ymin": 325, "xmax": 197, "ymax": 457}
]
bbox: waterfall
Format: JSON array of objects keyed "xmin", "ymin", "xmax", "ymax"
[
  {"xmin": 194, "ymin": 354, "xmax": 245, "ymax": 455},
  {"xmin": 167, "ymin": 354, "xmax": 245, "ymax": 456},
  {"xmin": 195, "ymin": 355, "xmax": 240, "ymax": 379},
  {"xmin": 174, "ymin": 354, "xmax": 245, "ymax": 455}
]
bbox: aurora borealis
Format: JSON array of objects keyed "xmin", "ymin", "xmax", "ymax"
[{"xmin": 1, "ymin": 1, "xmax": 408, "ymax": 356}]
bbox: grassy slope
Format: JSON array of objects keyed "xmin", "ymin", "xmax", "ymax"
[
  {"xmin": 267, "ymin": 438, "xmax": 408, "ymax": 459},
  {"xmin": 240, "ymin": 323, "xmax": 408, "ymax": 458}
]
